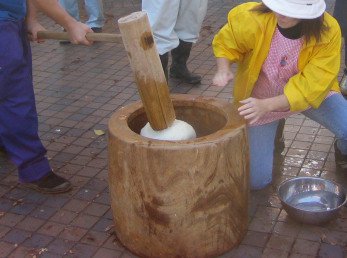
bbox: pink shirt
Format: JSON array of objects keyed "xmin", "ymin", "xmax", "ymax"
[
  {"xmin": 251, "ymin": 28, "xmax": 302, "ymax": 126},
  {"xmin": 250, "ymin": 28, "xmax": 336, "ymax": 126}
]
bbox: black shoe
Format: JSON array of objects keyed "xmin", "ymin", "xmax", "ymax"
[
  {"xmin": 91, "ymin": 27, "xmax": 102, "ymax": 33},
  {"xmin": 59, "ymin": 40, "xmax": 71, "ymax": 45},
  {"xmin": 0, "ymin": 147, "xmax": 6, "ymax": 157},
  {"xmin": 334, "ymin": 140, "xmax": 347, "ymax": 171},
  {"xmin": 170, "ymin": 40, "xmax": 201, "ymax": 85},
  {"xmin": 22, "ymin": 172, "xmax": 72, "ymax": 194}
]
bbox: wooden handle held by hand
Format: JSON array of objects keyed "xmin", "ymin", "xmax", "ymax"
[{"xmin": 37, "ymin": 31, "xmax": 122, "ymax": 43}]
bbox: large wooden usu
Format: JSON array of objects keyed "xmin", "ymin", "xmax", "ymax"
[{"xmin": 108, "ymin": 11, "xmax": 249, "ymax": 258}]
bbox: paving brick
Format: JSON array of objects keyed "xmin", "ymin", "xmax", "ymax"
[
  {"xmin": 0, "ymin": 212, "xmax": 24, "ymax": 227},
  {"xmin": 71, "ymin": 213, "xmax": 99, "ymax": 229},
  {"xmin": 3, "ymin": 228, "xmax": 31, "ymax": 244},
  {"xmin": 220, "ymin": 244, "xmax": 263, "ymax": 258},
  {"xmin": 50, "ymin": 209, "xmax": 78, "ymax": 224},
  {"xmin": 84, "ymin": 202, "xmax": 110, "ymax": 217},
  {"xmin": 59, "ymin": 226, "xmax": 88, "ymax": 242},
  {"xmin": 66, "ymin": 243, "xmax": 98, "ymax": 258},
  {"xmin": 63, "ymin": 199, "xmax": 90, "ymax": 213},
  {"xmin": 0, "ymin": 241, "xmax": 16, "ymax": 257},
  {"xmin": 16, "ymin": 216, "xmax": 45, "ymax": 232},
  {"xmin": 80, "ymin": 230, "xmax": 109, "ymax": 247},
  {"xmin": 92, "ymin": 247, "xmax": 123, "ymax": 258},
  {"xmin": 0, "ymin": 224, "xmax": 11, "ymax": 238},
  {"xmin": 291, "ymin": 238, "xmax": 320, "ymax": 256},
  {"xmin": 318, "ymin": 243, "xmax": 345, "ymax": 258},
  {"xmin": 266, "ymin": 234, "xmax": 295, "ymax": 252},
  {"xmin": 47, "ymin": 238, "xmax": 75, "ymax": 255},
  {"xmin": 262, "ymin": 248, "xmax": 289, "ymax": 258},
  {"xmin": 22, "ymin": 233, "xmax": 54, "ymax": 249},
  {"xmin": 241, "ymin": 231, "xmax": 270, "ymax": 248},
  {"xmin": 273, "ymin": 221, "xmax": 302, "ymax": 237},
  {"xmin": 30, "ymin": 205, "xmax": 59, "ymax": 220},
  {"xmin": 38, "ymin": 221, "xmax": 66, "ymax": 237}
]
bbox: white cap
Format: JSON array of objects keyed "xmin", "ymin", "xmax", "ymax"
[{"xmin": 262, "ymin": 0, "xmax": 326, "ymax": 19}]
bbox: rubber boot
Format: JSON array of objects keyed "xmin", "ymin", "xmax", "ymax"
[
  {"xmin": 340, "ymin": 68, "xmax": 347, "ymax": 99},
  {"xmin": 274, "ymin": 118, "xmax": 285, "ymax": 154},
  {"xmin": 159, "ymin": 53, "xmax": 169, "ymax": 82},
  {"xmin": 170, "ymin": 40, "xmax": 201, "ymax": 85}
]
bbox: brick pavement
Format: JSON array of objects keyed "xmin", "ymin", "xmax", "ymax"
[{"xmin": 0, "ymin": 0, "xmax": 346, "ymax": 257}]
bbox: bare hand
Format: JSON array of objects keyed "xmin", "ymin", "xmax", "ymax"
[
  {"xmin": 65, "ymin": 21, "xmax": 93, "ymax": 45},
  {"xmin": 26, "ymin": 20, "xmax": 46, "ymax": 43},
  {"xmin": 212, "ymin": 70, "xmax": 234, "ymax": 87},
  {"xmin": 238, "ymin": 97, "xmax": 270, "ymax": 124}
]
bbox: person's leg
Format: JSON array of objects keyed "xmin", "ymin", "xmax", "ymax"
[
  {"xmin": 142, "ymin": 0, "xmax": 180, "ymax": 79},
  {"xmin": 0, "ymin": 21, "xmax": 49, "ymax": 182},
  {"xmin": 169, "ymin": 0, "xmax": 208, "ymax": 84},
  {"xmin": 302, "ymin": 94, "xmax": 347, "ymax": 169},
  {"xmin": 58, "ymin": 0, "xmax": 80, "ymax": 44},
  {"xmin": 0, "ymin": 21, "xmax": 71, "ymax": 193},
  {"xmin": 58, "ymin": 0, "xmax": 80, "ymax": 20},
  {"xmin": 142, "ymin": 0, "xmax": 180, "ymax": 55},
  {"xmin": 84, "ymin": 0, "xmax": 105, "ymax": 31},
  {"xmin": 248, "ymin": 120, "xmax": 279, "ymax": 190}
]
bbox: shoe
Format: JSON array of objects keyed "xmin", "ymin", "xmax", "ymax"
[
  {"xmin": 0, "ymin": 146, "xmax": 6, "ymax": 157},
  {"xmin": 91, "ymin": 27, "xmax": 102, "ymax": 33},
  {"xmin": 334, "ymin": 140, "xmax": 347, "ymax": 171},
  {"xmin": 170, "ymin": 40, "xmax": 201, "ymax": 85},
  {"xmin": 22, "ymin": 172, "xmax": 72, "ymax": 194}
]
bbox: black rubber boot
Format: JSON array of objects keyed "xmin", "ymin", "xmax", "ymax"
[
  {"xmin": 274, "ymin": 118, "xmax": 285, "ymax": 154},
  {"xmin": 170, "ymin": 40, "xmax": 201, "ymax": 85},
  {"xmin": 159, "ymin": 53, "xmax": 169, "ymax": 82}
]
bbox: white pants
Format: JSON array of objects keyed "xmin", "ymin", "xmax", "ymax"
[{"xmin": 142, "ymin": 0, "xmax": 208, "ymax": 55}]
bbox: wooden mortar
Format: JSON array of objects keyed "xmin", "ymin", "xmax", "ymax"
[{"xmin": 108, "ymin": 94, "xmax": 249, "ymax": 258}]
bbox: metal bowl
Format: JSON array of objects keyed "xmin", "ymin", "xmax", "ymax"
[{"xmin": 278, "ymin": 177, "xmax": 347, "ymax": 225}]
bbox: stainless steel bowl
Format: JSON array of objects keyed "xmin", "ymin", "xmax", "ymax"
[{"xmin": 278, "ymin": 177, "xmax": 347, "ymax": 225}]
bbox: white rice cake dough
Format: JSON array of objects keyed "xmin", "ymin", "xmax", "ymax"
[{"xmin": 140, "ymin": 119, "xmax": 196, "ymax": 141}]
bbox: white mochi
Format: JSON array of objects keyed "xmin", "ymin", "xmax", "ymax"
[{"xmin": 140, "ymin": 119, "xmax": 196, "ymax": 141}]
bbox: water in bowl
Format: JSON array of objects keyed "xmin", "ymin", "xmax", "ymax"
[{"xmin": 287, "ymin": 190, "xmax": 342, "ymax": 212}]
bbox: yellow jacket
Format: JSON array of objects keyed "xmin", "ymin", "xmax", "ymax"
[{"xmin": 212, "ymin": 2, "xmax": 341, "ymax": 111}]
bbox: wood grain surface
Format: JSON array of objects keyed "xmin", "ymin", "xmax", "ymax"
[{"xmin": 108, "ymin": 95, "xmax": 249, "ymax": 258}]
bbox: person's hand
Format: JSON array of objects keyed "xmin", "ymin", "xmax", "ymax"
[
  {"xmin": 238, "ymin": 97, "xmax": 270, "ymax": 124},
  {"xmin": 212, "ymin": 69, "xmax": 234, "ymax": 87},
  {"xmin": 26, "ymin": 19, "xmax": 46, "ymax": 43},
  {"xmin": 65, "ymin": 21, "xmax": 93, "ymax": 45}
]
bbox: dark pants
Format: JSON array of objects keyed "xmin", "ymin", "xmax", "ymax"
[
  {"xmin": 334, "ymin": 0, "xmax": 347, "ymax": 66},
  {"xmin": 0, "ymin": 20, "xmax": 51, "ymax": 182}
]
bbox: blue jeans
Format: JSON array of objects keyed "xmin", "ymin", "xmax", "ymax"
[
  {"xmin": 59, "ymin": 0, "xmax": 105, "ymax": 28},
  {"xmin": 248, "ymin": 94, "xmax": 347, "ymax": 190}
]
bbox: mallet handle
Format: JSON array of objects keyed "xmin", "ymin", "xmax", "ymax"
[{"xmin": 37, "ymin": 31, "xmax": 122, "ymax": 43}]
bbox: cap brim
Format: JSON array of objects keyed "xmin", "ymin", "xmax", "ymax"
[{"xmin": 262, "ymin": 0, "xmax": 326, "ymax": 19}]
